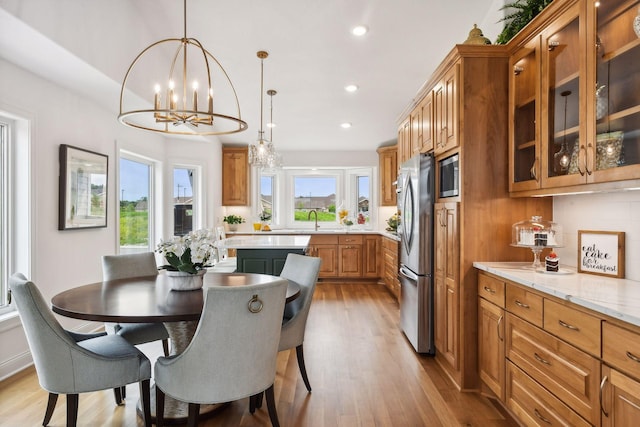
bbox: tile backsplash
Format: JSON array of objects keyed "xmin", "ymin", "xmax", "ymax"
[{"xmin": 553, "ymin": 191, "xmax": 640, "ymax": 281}]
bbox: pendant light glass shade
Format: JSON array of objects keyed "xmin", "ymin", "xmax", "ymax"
[
  {"xmin": 118, "ymin": 0, "xmax": 248, "ymax": 136},
  {"xmin": 248, "ymin": 51, "xmax": 280, "ymax": 169}
]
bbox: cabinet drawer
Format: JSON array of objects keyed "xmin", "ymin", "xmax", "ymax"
[
  {"xmin": 603, "ymin": 322, "xmax": 640, "ymax": 381},
  {"xmin": 339, "ymin": 235, "xmax": 363, "ymax": 245},
  {"xmin": 506, "ymin": 362, "xmax": 591, "ymax": 427},
  {"xmin": 478, "ymin": 273, "xmax": 505, "ymax": 307},
  {"xmin": 310, "ymin": 234, "xmax": 338, "ymax": 245},
  {"xmin": 543, "ymin": 299, "xmax": 601, "ymax": 356},
  {"xmin": 506, "ymin": 285, "xmax": 543, "ymax": 328},
  {"xmin": 506, "ymin": 313, "xmax": 600, "ymax": 424}
]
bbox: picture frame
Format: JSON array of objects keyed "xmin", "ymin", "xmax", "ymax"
[
  {"xmin": 58, "ymin": 144, "xmax": 108, "ymax": 230},
  {"xmin": 577, "ymin": 230, "xmax": 625, "ymax": 278}
]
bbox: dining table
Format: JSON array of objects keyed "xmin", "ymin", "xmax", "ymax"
[{"xmin": 50, "ymin": 270, "xmax": 300, "ymax": 423}]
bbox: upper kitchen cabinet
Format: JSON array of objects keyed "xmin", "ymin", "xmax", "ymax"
[
  {"xmin": 590, "ymin": 0, "xmax": 640, "ymax": 183},
  {"xmin": 397, "ymin": 117, "xmax": 411, "ymax": 165},
  {"xmin": 434, "ymin": 65, "xmax": 459, "ymax": 156},
  {"xmin": 509, "ymin": 0, "xmax": 640, "ymax": 196},
  {"xmin": 222, "ymin": 146, "xmax": 249, "ymax": 206},
  {"xmin": 377, "ymin": 145, "xmax": 398, "ymax": 206},
  {"xmin": 510, "ymin": 39, "xmax": 541, "ymax": 192}
]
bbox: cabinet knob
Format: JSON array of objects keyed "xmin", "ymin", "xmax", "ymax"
[{"xmin": 513, "ymin": 65, "xmax": 524, "ymax": 75}]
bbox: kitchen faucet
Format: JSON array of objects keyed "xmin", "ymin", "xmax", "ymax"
[{"xmin": 308, "ymin": 209, "xmax": 319, "ymax": 231}]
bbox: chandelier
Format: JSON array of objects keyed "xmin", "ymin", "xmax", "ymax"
[
  {"xmin": 248, "ymin": 51, "xmax": 280, "ymax": 168},
  {"xmin": 118, "ymin": 0, "xmax": 248, "ymax": 136}
]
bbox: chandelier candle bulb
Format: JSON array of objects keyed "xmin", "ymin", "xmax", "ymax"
[{"xmin": 192, "ymin": 81, "xmax": 198, "ymax": 111}]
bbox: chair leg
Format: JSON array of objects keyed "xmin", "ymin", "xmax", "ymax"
[
  {"xmin": 113, "ymin": 387, "xmax": 123, "ymax": 405},
  {"xmin": 296, "ymin": 344, "xmax": 312, "ymax": 392},
  {"xmin": 249, "ymin": 392, "xmax": 264, "ymax": 413},
  {"xmin": 122, "ymin": 385, "xmax": 126, "ymax": 399},
  {"xmin": 42, "ymin": 393, "xmax": 58, "ymax": 426},
  {"xmin": 162, "ymin": 338, "xmax": 170, "ymax": 357},
  {"xmin": 66, "ymin": 394, "xmax": 79, "ymax": 427},
  {"xmin": 156, "ymin": 387, "xmax": 165, "ymax": 427},
  {"xmin": 139, "ymin": 380, "xmax": 151, "ymax": 427},
  {"xmin": 264, "ymin": 384, "xmax": 280, "ymax": 427},
  {"xmin": 187, "ymin": 403, "xmax": 200, "ymax": 427}
]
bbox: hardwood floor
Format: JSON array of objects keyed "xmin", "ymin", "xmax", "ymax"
[{"xmin": 0, "ymin": 282, "xmax": 517, "ymax": 427}]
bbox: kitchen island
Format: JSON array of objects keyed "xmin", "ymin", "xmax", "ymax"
[{"xmin": 219, "ymin": 235, "xmax": 311, "ymax": 275}]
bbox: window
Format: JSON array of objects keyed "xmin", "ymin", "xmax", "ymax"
[
  {"xmin": 173, "ymin": 167, "xmax": 196, "ymax": 236},
  {"xmin": 119, "ymin": 155, "xmax": 154, "ymax": 254},
  {"xmin": 292, "ymin": 175, "xmax": 338, "ymax": 225},
  {"xmin": 255, "ymin": 167, "xmax": 374, "ymax": 230},
  {"xmin": 0, "ymin": 113, "xmax": 31, "ymax": 315}
]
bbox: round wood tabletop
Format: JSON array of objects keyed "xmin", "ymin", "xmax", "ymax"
[{"xmin": 51, "ymin": 272, "xmax": 300, "ymax": 323}]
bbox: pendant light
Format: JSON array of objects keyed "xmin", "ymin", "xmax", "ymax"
[
  {"xmin": 266, "ymin": 89, "xmax": 282, "ymax": 169},
  {"xmin": 118, "ymin": 0, "xmax": 248, "ymax": 136},
  {"xmin": 248, "ymin": 51, "xmax": 279, "ymax": 168},
  {"xmin": 554, "ymin": 90, "xmax": 571, "ymax": 174}
]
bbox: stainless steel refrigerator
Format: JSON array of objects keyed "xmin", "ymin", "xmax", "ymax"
[{"xmin": 398, "ymin": 152, "xmax": 435, "ymax": 354}]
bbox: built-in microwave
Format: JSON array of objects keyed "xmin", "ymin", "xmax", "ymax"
[{"xmin": 439, "ymin": 153, "xmax": 459, "ymax": 198}]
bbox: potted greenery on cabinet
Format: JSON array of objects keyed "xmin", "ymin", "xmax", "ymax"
[{"xmin": 495, "ymin": 0, "xmax": 554, "ymax": 44}]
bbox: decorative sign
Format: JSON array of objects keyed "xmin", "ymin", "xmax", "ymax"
[{"xmin": 577, "ymin": 230, "xmax": 625, "ymax": 278}]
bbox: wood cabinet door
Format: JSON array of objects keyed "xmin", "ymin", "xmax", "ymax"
[
  {"xmin": 338, "ymin": 245, "xmax": 362, "ymax": 277},
  {"xmin": 434, "ymin": 65, "xmax": 459, "ymax": 155},
  {"xmin": 479, "ymin": 298, "xmax": 505, "ymax": 401},
  {"xmin": 315, "ymin": 244, "xmax": 338, "ymax": 278},
  {"xmin": 398, "ymin": 118, "xmax": 411, "ymax": 165},
  {"xmin": 378, "ymin": 146, "xmax": 398, "ymax": 206},
  {"xmin": 420, "ymin": 92, "xmax": 434, "ymax": 153},
  {"xmin": 411, "ymin": 104, "xmax": 423, "ymax": 156},
  {"xmin": 434, "ymin": 201, "xmax": 459, "ymax": 369},
  {"xmin": 602, "ymin": 365, "xmax": 640, "ymax": 427},
  {"xmin": 363, "ymin": 236, "xmax": 379, "ymax": 278},
  {"xmin": 222, "ymin": 147, "xmax": 248, "ymax": 205}
]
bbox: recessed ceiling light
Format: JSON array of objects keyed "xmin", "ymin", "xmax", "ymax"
[
  {"xmin": 352, "ymin": 25, "xmax": 368, "ymax": 36},
  {"xmin": 345, "ymin": 84, "xmax": 359, "ymax": 92},
  {"xmin": 340, "ymin": 122, "xmax": 352, "ymax": 129}
]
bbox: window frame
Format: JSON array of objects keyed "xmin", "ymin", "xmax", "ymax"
[
  {"xmin": 118, "ymin": 151, "xmax": 158, "ymax": 254},
  {"xmin": 254, "ymin": 166, "xmax": 375, "ymax": 231},
  {"xmin": 0, "ymin": 112, "xmax": 31, "ymax": 316},
  {"xmin": 171, "ymin": 164, "xmax": 201, "ymax": 236}
]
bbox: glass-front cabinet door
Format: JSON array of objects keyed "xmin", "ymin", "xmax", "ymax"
[
  {"xmin": 541, "ymin": 0, "xmax": 586, "ymax": 188},
  {"xmin": 589, "ymin": 0, "xmax": 640, "ymax": 183},
  {"xmin": 510, "ymin": 39, "xmax": 541, "ymax": 192}
]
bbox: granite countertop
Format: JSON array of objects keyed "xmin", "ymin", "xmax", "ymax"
[
  {"xmin": 220, "ymin": 235, "xmax": 311, "ymax": 249},
  {"xmin": 473, "ymin": 262, "xmax": 640, "ymax": 328}
]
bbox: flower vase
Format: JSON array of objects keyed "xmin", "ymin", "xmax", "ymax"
[
  {"xmin": 227, "ymin": 224, "xmax": 238, "ymax": 232},
  {"xmin": 166, "ymin": 269, "xmax": 206, "ymax": 291}
]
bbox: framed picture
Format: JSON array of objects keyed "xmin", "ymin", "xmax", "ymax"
[
  {"xmin": 58, "ymin": 144, "xmax": 108, "ymax": 230},
  {"xmin": 577, "ymin": 230, "xmax": 625, "ymax": 278}
]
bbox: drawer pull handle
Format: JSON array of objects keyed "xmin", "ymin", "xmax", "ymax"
[
  {"xmin": 534, "ymin": 409, "xmax": 551, "ymax": 424},
  {"xmin": 483, "ymin": 286, "xmax": 496, "ymax": 294},
  {"xmin": 626, "ymin": 351, "xmax": 640, "ymax": 363},
  {"xmin": 558, "ymin": 319, "xmax": 580, "ymax": 331},
  {"xmin": 534, "ymin": 352, "xmax": 551, "ymax": 365},
  {"xmin": 515, "ymin": 300, "xmax": 530, "ymax": 309},
  {"xmin": 600, "ymin": 375, "xmax": 609, "ymax": 417},
  {"xmin": 497, "ymin": 315, "xmax": 504, "ymax": 342}
]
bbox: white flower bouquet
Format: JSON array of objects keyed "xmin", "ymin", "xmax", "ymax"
[{"xmin": 156, "ymin": 229, "xmax": 216, "ymax": 274}]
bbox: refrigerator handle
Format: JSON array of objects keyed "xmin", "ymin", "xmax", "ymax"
[{"xmin": 399, "ymin": 265, "xmax": 419, "ymax": 281}]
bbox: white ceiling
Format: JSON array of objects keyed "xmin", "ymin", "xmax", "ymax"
[{"xmin": 0, "ymin": 0, "xmax": 505, "ymax": 151}]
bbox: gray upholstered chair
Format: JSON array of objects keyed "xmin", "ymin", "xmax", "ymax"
[
  {"xmin": 278, "ymin": 253, "xmax": 322, "ymax": 392},
  {"xmin": 9, "ymin": 273, "xmax": 152, "ymax": 427},
  {"xmin": 154, "ymin": 280, "xmax": 288, "ymax": 427},
  {"xmin": 211, "ymin": 225, "xmax": 237, "ymax": 272},
  {"xmin": 102, "ymin": 252, "xmax": 170, "ymax": 357}
]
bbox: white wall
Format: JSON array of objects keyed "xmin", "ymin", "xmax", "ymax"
[
  {"xmin": 553, "ymin": 191, "xmax": 640, "ymax": 281},
  {"xmin": 0, "ymin": 58, "xmax": 223, "ymax": 380}
]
